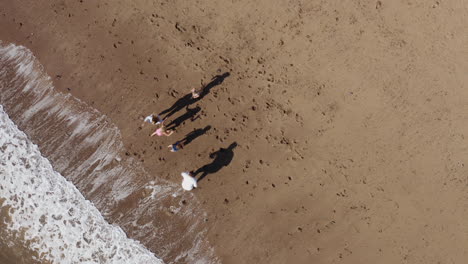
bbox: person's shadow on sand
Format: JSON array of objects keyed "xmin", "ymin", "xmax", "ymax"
[
  {"xmin": 193, "ymin": 142, "xmax": 237, "ymax": 182},
  {"xmin": 159, "ymin": 72, "xmax": 230, "ymax": 119},
  {"xmin": 180, "ymin": 125, "xmax": 211, "ymax": 146},
  {"xmin": 159, "ymin": 93, "xmax": 193, "ymax": 120},
  {"xmin": 166, "ymin": 106, "xmax": 201, "ymax": 130},
  {"xmin": 198, "ymin": 72, "xmax": 230, "ymax": 99}
]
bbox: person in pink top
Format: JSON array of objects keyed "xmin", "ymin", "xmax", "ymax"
[{"xmin": 151, "ymin": 124, "xmax": 174, "ymax": 137}]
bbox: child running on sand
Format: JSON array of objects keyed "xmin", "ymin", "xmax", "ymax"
[
  {"xmin": 151, "ymin": 124, "xmax": 174, "ymax": 137},
  {"xmin": 191, "ymin": 79, "xmax": 207, "ymax": 99},
  {"xmin": 142, "ymin": 114, "xmax": 164, "ymax": 126},
  {"xmin": 168, "ymin": 141, "xmax": 184, "ymax": 152},
  {"xmin": 181, "ymin": 172, "xmax": 197, "ymax": 191},
  {"xmin": 191, "ymin": 87, "xmax": 201, "ymax": 99}
]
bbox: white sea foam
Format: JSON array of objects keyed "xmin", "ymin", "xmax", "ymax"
[
  {"xmin": 0, "ymin": 42, "xmax": 219, "ymax": 263},
  {"xmin": 0, "ymin": 105, "xmax": 163, "ymax": 263}
]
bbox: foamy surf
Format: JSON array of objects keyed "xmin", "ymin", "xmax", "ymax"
[
  {"xmin": 0, "ymin": 105, "xmax": 162, "ymax": 263},
  {"xmin": 0, "ymin": 42, "xmax": 218, "ymax": 263}
]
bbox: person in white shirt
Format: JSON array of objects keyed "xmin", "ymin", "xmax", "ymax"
[
  {"xmin": 181, "ymin": 172, "xmax": 197, "ymax": 191},
  {"xmin": 142, "ymin": 114, "xmax": 164, "ymax": 126}
]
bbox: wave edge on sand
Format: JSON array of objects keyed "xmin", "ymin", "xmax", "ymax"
[{"xmin": 0, "ymin": 42, "xmax": 218, "ymax": 264}]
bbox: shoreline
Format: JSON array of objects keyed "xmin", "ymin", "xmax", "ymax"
[
  {"xmin": 3, "ymin": 1, "xmax": 468, "ymax": 263},
  {"xmin": 0, "ymin": 104, "xmax": 162, "ymax": 264},
  {"xmin": 0, "ymin": 42, "xmax": 216, "ymax": 263}
]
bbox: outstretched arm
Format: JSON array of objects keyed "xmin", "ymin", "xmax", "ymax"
[
  {"xmin": 163, "ymin": 130, "xmax": 174, "ymax": 136},
  {"xmin": 191, "ymin": 115, "xmax": 200, "ymax": 122}
]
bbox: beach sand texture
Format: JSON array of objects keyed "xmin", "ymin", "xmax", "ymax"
[{"xmin": 2, "ymin": 0, "xmax": 468, "ymax": 263}]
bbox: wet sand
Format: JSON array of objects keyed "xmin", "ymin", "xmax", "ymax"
[{"xmin": 2, "ymin": 0, "xmax": 468, "ymax": 263}]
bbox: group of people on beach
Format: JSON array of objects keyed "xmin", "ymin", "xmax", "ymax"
[{"xmin": 142, "ymin": 73, "xmax": 232, "ymax": 191}]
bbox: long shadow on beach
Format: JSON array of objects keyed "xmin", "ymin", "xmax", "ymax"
[
  {"xmin": 166, "ymin": 106, "xmax": 201, "ymax": 130},
  {"xmin": 180, "ymin": 126, "xmax": 211, "ymax": 146},
  {"xmin": 158, "ymin": 93, "xmax": 193, "ymax": 120},
  {"xmin": 193, "ymin": 142, "xmax": 237, "ymax": 182},
  {"xmin": 198, "ymin": 72, "xmax": 230, "ymax": 99},
  {"xmin": 158, "ymin": 72, "xmax": 230, "ymax": 119}
]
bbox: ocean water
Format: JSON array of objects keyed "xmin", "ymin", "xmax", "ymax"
[
  {"xmin": 0, "ymin": 105, "xmax": 162, "ymax": 263},
  {"xmin": 0, "ymin": 42, "xmax": 217, "ymax": 263}
]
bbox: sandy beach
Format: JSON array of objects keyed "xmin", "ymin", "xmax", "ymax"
[{"xmin": 2, "ymin": 0, "xmax": 468, "ymax": 263}]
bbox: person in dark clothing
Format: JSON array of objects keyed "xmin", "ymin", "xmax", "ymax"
[
  {"xmin": 167, "ymin": 126, "xmax": 211, "ymax": 153},
  {"xmin": 168, "ymin": 141, "xmax": 184, "ymax": 152}
]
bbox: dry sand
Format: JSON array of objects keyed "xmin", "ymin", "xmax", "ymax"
[{"xmin": 2, "ymin": 0, "xmax": 468, "ymax": 263}]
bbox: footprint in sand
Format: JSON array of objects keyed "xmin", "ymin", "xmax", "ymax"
[{"xmin": 376, "ymin": 1, "xmax": 382, "ymax": 9}]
